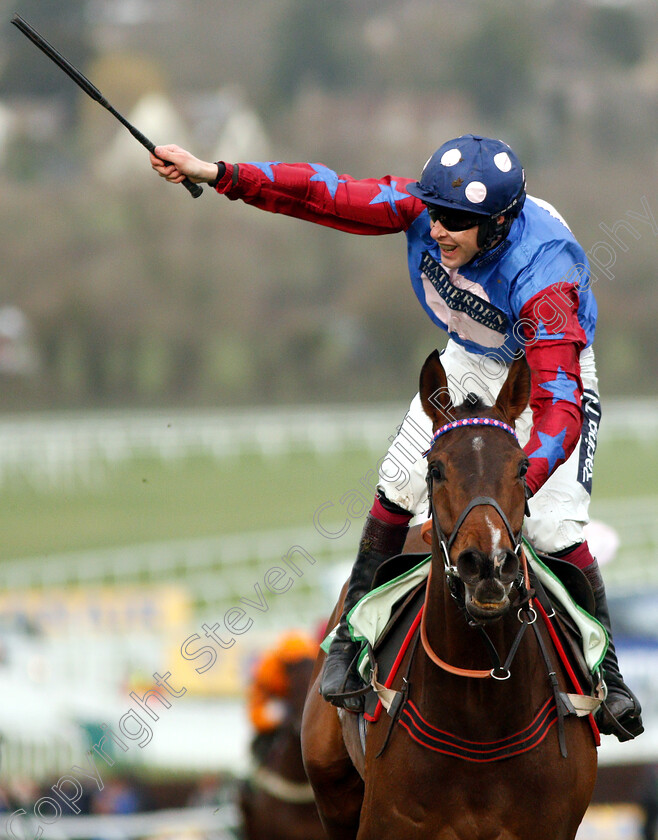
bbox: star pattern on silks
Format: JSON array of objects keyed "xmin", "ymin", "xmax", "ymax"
[
  {"xmin": 538, "ymin": 367, "xmax": 579, "ymax": 406},
  {"xmin": 369, "ymin": 180, "xmax": 410, "ymax": 215},
  {"xmin": 247, "ymin": 161, "xmax": 281, "ymax": 181},
  {"xmin": 535, "ymin": 319, "xmax": 565, "ymax": 341},
  {"xmin": 529, "ymin": 427, "xmax": 568, "ymax": 473},
  {"xmin": 309, "ymin": 164, "xmax": 347, "ymax": 199}
]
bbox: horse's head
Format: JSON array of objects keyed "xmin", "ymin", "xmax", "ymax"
[
  {"xmin": 283, "ymin": 656, "xmax": 317, "ymax": 736},
  {"xmin": 420, "ymin": 350, "xmax": 531, "ymax": 623}
]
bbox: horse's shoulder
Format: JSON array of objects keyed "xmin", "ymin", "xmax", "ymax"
[{"xmin": 402, "ymin": 523, "xmax": 428, "ymax": 554}]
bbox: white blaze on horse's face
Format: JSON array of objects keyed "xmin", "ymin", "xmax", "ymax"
[
  {"xmin": 484, "ymin": 513, "xmax": 502, "ymax": 556},
  {"xmin": 471, "ymin": 435, "xmax": 486, "ymax": 474}
]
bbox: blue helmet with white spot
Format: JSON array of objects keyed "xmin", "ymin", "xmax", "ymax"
[{"xmin": 407, "ymin": 134, "xmax": 526, "ymax": 217}]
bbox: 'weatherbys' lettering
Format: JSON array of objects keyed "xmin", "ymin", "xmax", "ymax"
[{"xmin": 420, "ymin": 252, "xmax": 509, "ymax": 334}]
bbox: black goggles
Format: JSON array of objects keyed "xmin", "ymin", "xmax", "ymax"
[{"xmin": 426, "ymin": 204, "xmax": 483, "ymax": 231}]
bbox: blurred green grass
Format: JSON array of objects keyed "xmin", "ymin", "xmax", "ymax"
[
  {"xmin": 0, "ymin": 436, "xmax": 653, "ymax": 561},
  {"xmin": 0, "ymin": 450, "xmax": 377, "ymax": 560}
]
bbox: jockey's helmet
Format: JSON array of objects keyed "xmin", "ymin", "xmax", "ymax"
[{"xmin": 407, "ymin": 134, "xmax": 526, "ymax": 250}]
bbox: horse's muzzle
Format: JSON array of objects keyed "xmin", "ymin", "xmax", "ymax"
[{"xmin": 456, "ymin": 548, "xmax": 520, "ymax": 622}]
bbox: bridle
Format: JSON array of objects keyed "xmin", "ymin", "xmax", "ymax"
[
  {"xmin": 421, "ymin": 415, "xmax": 535, "ymax": 680},
  {"xmin": 431, "ymin": 494, "xmax": 524, "ymax": 583},
  {"xmin": 424, "ymin": 416, "xmax": 525, "ymax": 581}
]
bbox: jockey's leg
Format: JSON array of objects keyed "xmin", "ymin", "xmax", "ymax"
[
  {"xmin": 321, "ymin": 384, "xmax": 433, "ymax": 710},
  {"xmin": 556, "ymin": 540, "xmax": 644, "ymax": 740},
  {"xmin": 320, "ymin": 496, "xmax": 411, "ymax": 710}
]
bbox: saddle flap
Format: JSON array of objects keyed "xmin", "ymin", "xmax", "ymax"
[
  {"xmin": 371, "ymin": 552, "xmax": 431, "ymax": 590},
  {"xmin": 549, "ymin": 608, "xmax": 596, "ymax": 695},
  {"xmin": 362, "ymin": 582, "xmax": 426, "ymax": 720},
  {"xmin": 533, "ymin": 551, "xmax": 595, "ymax": 616}
]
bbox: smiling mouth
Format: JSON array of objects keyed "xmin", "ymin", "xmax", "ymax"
[{"xmin": 440, "ymin": 244, "xmax": 458, "ymax": 253}]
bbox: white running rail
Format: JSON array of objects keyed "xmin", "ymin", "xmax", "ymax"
[{"xmin": 0, "ymin": 400, "xmax": 652, "ymax": 489}]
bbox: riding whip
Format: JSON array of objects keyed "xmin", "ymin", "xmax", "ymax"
[{"xmin": 10, "ymin": 13, "xmax": 203, "ymax": 198}]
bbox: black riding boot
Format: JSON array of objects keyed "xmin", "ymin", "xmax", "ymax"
[
  {"xmin": 582, "ymin": 562, "xmax": 644, "ymax": 741},
  {"xmin": 320, "ymin": 514, "xmax": 408, "ymax": 711}
]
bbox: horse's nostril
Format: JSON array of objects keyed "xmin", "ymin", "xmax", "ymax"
[
  {"xmin": 458, "ymin": 548, "xmax": 519, "ymax": 589},
  {"xmin": 456, "ymin": 549, "xmax": 485, "ymax": 584},
  {"xmin": 495, "ymin": 549, "xmax": 520, "ymax": 584}
]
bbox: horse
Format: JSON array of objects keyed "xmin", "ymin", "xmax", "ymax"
[
  {"xmin": 301, "ymin": 349, "xmax": 599, "ymax": 840},
  {"xmin": 240, "ymin": 654, "xmax": 325, "ymax": 840}
]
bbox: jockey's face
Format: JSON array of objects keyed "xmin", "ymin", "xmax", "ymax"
[{"xmin": 429, "ymin": 215, "xmax": 481, "ymax": 268}]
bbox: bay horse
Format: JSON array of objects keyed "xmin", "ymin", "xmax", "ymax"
[
  {"xmin": 240, "ymin": 655, "xmax": 325, "ymax": 840},
  {"xmin": 301, "ymin": 350, "xmax": 598, "ymax": 840}
]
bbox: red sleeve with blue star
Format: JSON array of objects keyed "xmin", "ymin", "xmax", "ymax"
[
  {"xmin": 214, "ymin": 161, "xmax": 423, "ymax": 233},
  {"xmin": 519, "ymin": 284, "xmax": 587, "ymax": 494}
]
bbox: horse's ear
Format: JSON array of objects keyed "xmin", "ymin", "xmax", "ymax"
[
  {"xmin": 495, "ymin": 354, "xmax": 531, "ymax": 425},
  {"xmin": 420, "ymin": 350, "xmax": 455, "ymax": 428}
]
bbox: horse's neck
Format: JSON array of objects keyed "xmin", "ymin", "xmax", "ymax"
[
  {"xmin": 417, "ymin": 568, "xmax": 547, "ymax": 735},
  {"xmin": 265, "ymin": 725, "xmax": 308, "ymax": 784}
]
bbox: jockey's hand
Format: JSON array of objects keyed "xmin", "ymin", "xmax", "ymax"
[{"xmin": 150, "ymin": 144, "xmax": 219, "ymax": 185}]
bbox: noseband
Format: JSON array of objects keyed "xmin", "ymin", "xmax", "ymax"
[{"xmin": 425, "ymin": 417, "xmax": 524, "ymax": 580}]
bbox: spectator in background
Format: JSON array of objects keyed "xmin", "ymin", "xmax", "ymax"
[
  {"xmin": 91, "ymin": 776, "xmax": 142, "ymax": 816},
  {"xmin": 186, "ymin": 772, "xmax": 236, "ymax": 810}
]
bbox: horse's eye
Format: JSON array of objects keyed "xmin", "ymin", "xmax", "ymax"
[
  {"xmin": 429, "ymin": 463, "xmax": 444, "ymax": 482},
  {"xmin": 518, "ymin": 459, "xmax": 529, "ymax": 478}
]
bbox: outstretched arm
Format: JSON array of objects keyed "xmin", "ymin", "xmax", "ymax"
[
  {"xmin": 150, "ymin": 149, "xmax": 425, "ymax": 235},
  {"xmin": 149, "ymin": 144, "xmax": 219, "ymax": 185}
]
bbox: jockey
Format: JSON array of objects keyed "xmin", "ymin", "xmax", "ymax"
[
  {"xmin": 247, "ymin": 630, "xmax": 318, "ymax": 759},
  {"xmin": 150, "ymin": 134, "xmax": 642, "ymax": 741}
]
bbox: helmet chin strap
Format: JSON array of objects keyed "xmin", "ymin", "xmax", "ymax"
[
  {"xmin": 477, "ymin": 215, "xmax": 511, "ymax": 251},
  {"xmin": 476, "ymin": 180, "xmax": 527, "ymax": 251}
]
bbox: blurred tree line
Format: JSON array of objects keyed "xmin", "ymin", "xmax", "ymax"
[{"xmin": 0, "ymin": 0, "xmax": 656, "ymax": 409}]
